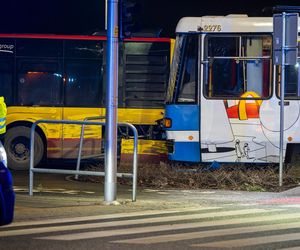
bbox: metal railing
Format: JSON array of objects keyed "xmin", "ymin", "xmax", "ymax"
[
  {"xmin": 29, "ymin": 119, "xmax": 138, "ymax": 201},
  {"xmin": 75, "ymin": 116, "xmax": 106, "ymax": 180}
]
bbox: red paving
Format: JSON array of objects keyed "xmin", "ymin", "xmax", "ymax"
[{"xmin": 259, "ymin": 197, "xmax": 300, "ymax": 204}]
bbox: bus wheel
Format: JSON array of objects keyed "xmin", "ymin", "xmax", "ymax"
[{"xmin": 4, "ymin": 126, "xmax": 44, "ymax": 171}]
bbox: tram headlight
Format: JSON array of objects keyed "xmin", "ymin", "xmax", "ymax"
[{"xmin": 163, "ymin": 118, "xmax": 172, "ymax": 128}]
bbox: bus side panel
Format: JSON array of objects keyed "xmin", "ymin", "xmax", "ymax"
[
  {"xmin": 118, "ymin": 108, "xmax": 164, "ymax": 125},
  {"xmin": 7, "ymin": 107, "xmax": 63, "ymax": 159},
  {"xmin": 62, "ymin": 107, "xmax": 167, "ymax": 161},
  {"xmin": 62, "ymin": 107, "xmax": 104, "ymax": 159},
  {"xmin": 120, "ymin": 139, "xmax": 168, "ymax": 163},
  {"xmin": 118, "ymin": 108, "xmax": 167, "ymax": 162},
  {"xmin": 165, "ymin": 104, "xmax": 200, "ymax": 162}
]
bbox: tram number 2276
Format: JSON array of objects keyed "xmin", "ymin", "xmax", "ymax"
[{"xmin": 202, "ymin": 25, "xmax": 222, "ymax": 32}]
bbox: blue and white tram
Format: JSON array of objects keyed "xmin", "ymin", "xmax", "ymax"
[{"xmin": 164, "ymin": 15, "xmax": 300, "ymax": 163}]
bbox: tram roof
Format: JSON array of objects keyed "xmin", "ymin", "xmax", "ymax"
[{"xmin": 176, "ymin": 15, "xmax": 300, "ymax": 33}]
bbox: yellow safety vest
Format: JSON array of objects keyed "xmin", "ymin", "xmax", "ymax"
[{"xmin": 0, "ymin": 96, "xmax": 7, "ymax": 135}]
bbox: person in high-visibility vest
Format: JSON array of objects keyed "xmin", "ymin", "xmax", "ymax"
[
  {"xmin": 0, "ymin": 97, "xmax": 7, "ymax": 167},
  {"xmin": 0, "ymin": 97, "xmax": 6, "ymax": 138}
]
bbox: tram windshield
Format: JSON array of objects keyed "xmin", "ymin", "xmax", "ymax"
[{"xmin": 166, "ymin": 34, "xmax": 197, "ymax": 104}]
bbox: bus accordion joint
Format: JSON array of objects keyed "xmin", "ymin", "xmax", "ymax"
[{"xmin": 163, "ymin": 118, "xmax": 172, "ymax": 128}]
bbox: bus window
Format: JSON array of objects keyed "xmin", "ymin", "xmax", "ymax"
[
  {"xmin": 0, "ymin": 39, "xmax": 15, "ymax": 57},
  {"xmin": 65, "ymin": 40, "xmax": 103, "ymax": 59},
  {"xmin": 204, "ymin": 35, "xmax": 272, "ymax": 99},
  {"xmin": 17, "ymin": 39, "xmax": 63, "ymax": 58},
  {"xmin": 0, "ymin": 59, "xmax": 13, "ymax": 105},
  {"xmin": 17, "ymin": 60, "xmax": 63, "ymax": 106},
  {"xmin": 64, "ymin": 40, "xmax": 104, "ymax": 107},
  {"xmin": 0, "ymin": 39, "xmax": 15, "ymax": 105},
  {"xmin": 64, "ymin": 60, "xmax": 103, "ymax": 107}
]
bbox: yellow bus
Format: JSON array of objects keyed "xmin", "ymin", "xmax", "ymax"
[{"xmin": 0, "ymin": 34, "xmax": 174, "ymax": 170}]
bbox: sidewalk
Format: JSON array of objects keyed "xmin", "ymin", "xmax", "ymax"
[{"xmin": 11, "ymin": 170, "xmax": 300, "ymax": 222}]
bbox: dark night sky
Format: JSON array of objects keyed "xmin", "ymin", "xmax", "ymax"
[{"xmin": 0, "ymin": 0, "xmax": 300, "ymax": 37}]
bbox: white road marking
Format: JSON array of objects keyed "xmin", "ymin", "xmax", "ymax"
[
  {"xmin": 192, "ymin": 231, "xmax": 300, "ymax": 248},
  {"xmin": 281, "ymin": 205, "xmax": 300, "ymax": 208},
  {"xmin": 1, "ymin": 206, "xmax": 225, "ymax": 236},
  {"xmin": 4, "ymin": 207, "xmax": 210, "ymax": 228},
  {"xmin": 114, "ymin": 220, "xmax": 300, "ymax": 245},
  {"xmin": 280, "ymin": 247, "xmax": 300, "ymax": 250},
  {"xmin": 36, "ymin": 208, "xmax": 277, "ymax": 241}
]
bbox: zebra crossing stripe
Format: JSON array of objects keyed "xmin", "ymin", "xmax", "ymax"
[
  {"xmin": 280, "ymin": 247, "xmax": 300, "ymax": 250},
  {"xmin": 280, "ymin": 204, "xmax": 300, "ymax": 208},
  {"xmin": 0, "ymin": 206, "xmax": 227, "ymax": 237},
  {"xmin": 3, "ymin": 207, "xmax": 211, "ymax": 228},
  {"xmin": 192, "ymin": 231, "xmax": 300, "ymax": 248},
  {"xmin": 36, "ymin": 208, "xmax": 276, "ymax": 241},
  {"xmin": 114, "ymin": 219, "xmax": 300, "ymax": 245}
]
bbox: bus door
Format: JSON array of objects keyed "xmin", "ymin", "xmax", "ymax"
[
  {"xmin": 201, "ymin": 34, "xmax": 275, "ymax": 163},
  {"xmin": 62, "ymin": 39, "xmax": 105, "ymax": 159}
]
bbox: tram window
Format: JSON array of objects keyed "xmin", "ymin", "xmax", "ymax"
[
  {"xmin": 176, "ymin": 35, "xmax": 197, "ymax": 103},
  {"xmin": 285, "ymin": 63, "xmax": 300, "ymax": 98},
  {"xmin": 17, "ymin": 60, "xmax": 62, "ymax": 106},
  {"xmin": 277, "ymin": 44, "xmax": 300, "ymax": 99},
  {"xmin": 208, "ymin": 37, "xmax": 239, "ymax": 57},
  {"xmin": 166, "ymin": 35, "xmax": 184, "ymax": 103},
  {"xmin": 204, "ymin": 35, "xmax": 272, "ymax": 99},
  {"xmin": 65, "ymin": 60, "xmax": 103, "ymax": 107}
]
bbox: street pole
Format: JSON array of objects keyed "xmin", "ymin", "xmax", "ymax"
[
  {"xmin": 274, "ymin": 12, "xmax": 298, "ymax": 187},
  {"xmin": 279, "ymin": 12, "xmax": 286, "ymax": 187},
  {"xmin": 104, "ymin": 0, "xmax": 119, "ymax": 202}
]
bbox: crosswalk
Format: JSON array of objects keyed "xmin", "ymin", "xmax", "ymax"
[{"xmin": 2, "ymin": 205, "xmax": 300, "ymax": 249}]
